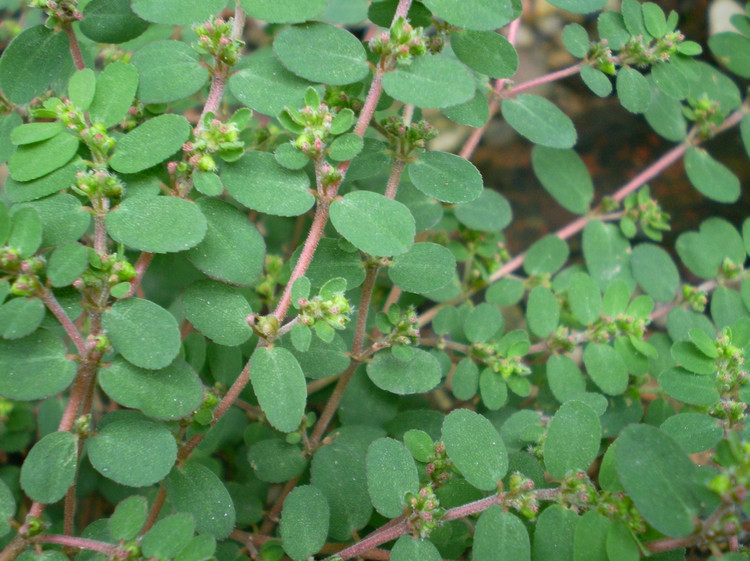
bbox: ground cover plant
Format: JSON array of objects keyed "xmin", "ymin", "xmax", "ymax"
[{"xmin": 0, "ymin": 0, "xmax": 749, "ymax": 559}]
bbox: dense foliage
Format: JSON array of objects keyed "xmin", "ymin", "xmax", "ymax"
[{"xmin": 0, "ymin": 0, "xmax": 750, "ymax": 560}]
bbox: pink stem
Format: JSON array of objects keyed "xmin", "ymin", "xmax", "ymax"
[
  {"xmin": 507, "ymin": 62, "xmax": 584, "ymax": 96},
  {"xmin": 64, "ymin": 26, "xmax": 85, "ymax": 71},
  {"xmin": 39, "ymin": 288, "xmax": 85, "ymax": 356},
  {"xmin": 32, "ymin": 535, "xmax": 117, "ymax": 555}
]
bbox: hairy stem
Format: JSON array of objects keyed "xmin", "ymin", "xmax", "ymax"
[
  {"xmin": 64, "ymin": 25, "xmax": 85, "ymax": 71},
  {"xmin": 39, "ymin": 288, "xmax": 85, "ymax": 356}
]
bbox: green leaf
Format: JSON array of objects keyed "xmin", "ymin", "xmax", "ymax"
[
  {"xmin": 109, "ymin": 496, "xmax": 148, "ymax": 541},
  {"xmin": 274, "ymin": 142, "xmax": 309, "ymax": 170},
  {"xmin": 709, "ymin": 32, "xmax": 750, "ymax": 78},
  {"xmin": 463, "ymin": 303, "xmax": 504, "ymax": 343},
  {"xmin": 322, "ymin": 0, "xmax": 368, "ymax": 24},
  {"xmin": 631, "ymin": 243, "xmax": 680, "ymax": 302},
  {"xmin": 671, "ymin": 341, "xmax": 715, "ymax": 375},
  {"xmin": 110, "ymin": 114, "xmax": 191, "ymax": 174},
  {"xmin": 453, "ymin": 189, "xmax": 512, "ymax": 232},
  {"xmin": 658, "ymin": 366, "xmax": 719, "ymax": 406},
  {"xmin": 367, "ymin": 348, "xmax": 442, "ymax": 395},
  {"xmin": 568, "ymin": 272, "xmax": 602, "ymax": 325},
  {"xmin": 562, "ymin": 23, "xmax": 590, "ymax": 58},
  {"xmin": 532, "ymin": 504, "xmax": 578, "ymax": 561},
  {"xmin": 222, "ymin": 151, "xmax": 314, "ymax": 217},
  {"xmin": 9, "ymin": 132, "xmax": 79, "ymax": 182},
  {"xmin": 524, "ymin": 235, "xmax": 569, "ymax": 276},
  {"xmin": 274, "ymin": 23, "xmax": 368, "ymax": 86},
  {"xmin": 11, "ymin": 122, "xmax": 65, "ymax": 145},
  {"xmin": 688, "ymin": 61, "xmax": 741, "ymax": 116},
  {"xmin": 574, "ymin": 510, "xmax": 610, "ymax": 561},
  {"xmin": 181, "ymin": 204, "xmax": 259, "ymax": 287},
  {"xmin": 0, "ymin": 331, "xmax": 76, "ymax": 401},
  {"xmin": 526, "ymin": 286, "xmax": 559, "ymax": 338},
  {"xmin": 0, "ymin": 477, "xmax": 15, "ymax": 537},
  {"xmin": 166, "ymin": 462, "xmax": 235, "ymax": 539},
  {"xmin": 20, "ymin": 193, "xmax": 91, "ymax": 248},
  {"xmin": 290, "ymin": 238, "xmax": 365, "ymax": 290},
  {"xmin": 382, "ymin": 55, "xmax": 476, "ymax": 109},
  {"xmin": 248, "ymin": 439, "xmax": 307, "ymax": 483},
  {"xmin": 544, "ymin": 400, "xmax": 601, "ymax": 479},
  {"xmin": 103, "ymin": 298, "xmax": 181, "ymax": 370},
  {"xmin": 616, "ymin": 66, "xmax": 652, "ymax": 113},
  {"xmin": 548, "ymin": 0, "xmax": 607, "ymax": 13},
  {"xmin": 7, "ymin": 207, "xmax": 41, "ymax": 258},
  {"xmin": 442, "ymin": 91, "xmax": 491, "ymax": 127},
  {"xmin": 583, "ymin": 220, "xmax": 635, "ymax": 292},
  {"xmin": 531, "ymin": 146, "xmax": 593, "ymax": 214},
  {"xmin": 131, "ymin": 0, "xmax": 227, "ymax": 25},
  {"xmin": 502, "ymin": 94, "xmax": 577, "ymax": 149},
  {"xmin": 450, "ymin": 30, "xmax": 518, "ymax": 78},
  {"xmin": 89, "ymin": 62, "xmax": 140, "ymax": 128},
  {"xmin": 391, "ymin": 536, "xmax": 442, "ymax": 561},
  {"xmin": 421, "ymin": 0, "xmax": 514, "ymax": 31},
  {"xmin": 68, "ymin": 68, "xmax": 96, "ymax": 111},
  {"xmin": 107, "ymin": 195, "xmax": 207, "ymax": 253},
  {"xmin": 280, "ymin": 486, "xmax": 330, "ymax": 561},
  {"xmin": 20, "ymin": 431, "xmax": 76, "ymax": 503},
  {"xmin": 451, "ymin": 358, "xmax": 479, "ymax": 400},
  {"xmin": 408, "ymin": 150, "xmax": 483, "ymax": 203},
  {"xmin": 580, "ymin": 65, "xmax": 612, "ymax": 97},
  {"xmin": 660, "ymin": 413, "xmax": 722, "ymax": 454},
  {"xmin": 311, "ymin": 426, "xmax": 382, "ymax": 540},
  {"xmin": 547, "ymin": 354, "xmax": 586, "ymax": 402},
  {"xmin": 442, "ymin": 409, "xmax": 508, "ymax": 491},
  {"xmin": 403, "ymin": 429, "xmax": 434, "ymax": 463},
  {"xmin": 0, "ymin": 25, "xmax": 74, "ymax": 104},
  {"xmin": 141, "ymin": 513, "xmax": 195, "ymax": 560},
  {"xmin": 328, "ymin": 132, "xmax": 364, "ymax": 161},
  {"xmin": 4, "ymin": 159, "xmax": 84, "ymax": 203},
  {"xmin": 0, "ymin": 113, "xmax": 22, "ymax": 164},
  {"xmin": 330, "ymin": 191, "xmax": 415, "ymax": 257},
  {"xmin": 606, "ymin": 521, "xmax": 640, "ymax": 561},
  {"xmin": 479, "ymin": 368, "xmax": 508, "ymax": 409},
  {"xmin": 644, "ymin": 82, "xmax": 687, "ymax": 141},
  {"xmin": 99, "ymin": 357, "xmax": 204, "ymax": 420},
  {"xmin": 193, "ymin": 171, "xmax": 224, "ymax": 196},
  {"xmin": 676, "ymin": 217, "xmax": 745, "ymax": 279},
  {"xmin": 642, "ymin": 2, "xmax": 668, "ymax": 37},
  {"xmin": 366, "ymin": 438, "xmax": 419, "ymax": 518},
  {"xmin": 584, "ymin": 343, "xmax": 628, "ymax": 395},
  {"xmin": 684, "ymin": 147, "xmax": 741, "ymax": 203},
  {"xmin": 614, "ymin": 424, "xmax": 700, "ymax": 537},
  {"xmin": 131, "ymin": 40, "xmax": 208, "ymax": 104},
  {"xmin": 0, "ymin": 298, "xmax": 44, "ymax": 340},
  {"xmin": 712, "ymin": 286, "xmax": 748, "ymax": 330},
  {"xmin": 87, "ymin": 414, "xmax": 177, "ymax": 487},
  {"xmin": 241, "ymin": 0, "xmax": 326, "ymax": 23},
  {"xmin": 47, "ymin": 242, "xmax": 88, "ymax": 288},
  {"xmin": 229, "ymin": 49, "xmax": 313, "ymax": 116},
  {"xmin": 473, "ymin": 507, "xmax": 529, "ymax": 561},
  {"xmin": 182, "ymin": 280, "xmax": 253, "ymax": 346},
  {"xmin": 251, "ymin": 347, "xmax": 306, "ymax": 433},
  {"xmin": 388, "ymin": 242, "xmax": 456, "ymax": 294},
  {"xmin": 80, "ymin": 0, "xmax": 150, "ymax": 43}
]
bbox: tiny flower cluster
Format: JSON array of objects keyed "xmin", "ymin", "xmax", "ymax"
[
  {"xmin": 619, "ymin": 30, "xmax": 687, "ymax": 67},
  {"xmin": 558, "ymin": 471, "xmax": 646, "ymax": 533},
  {"xmin": 28, "ymin": 0, "xmax": 82, "ymax": 27},
  {"xmin": 381, "ymin": 116, "xmax": 437, "ymax": 161},
  {"xmin": 620, "ymin": 186, "xmax": 671, "ymax": 242},
  {"xmin": 55, "ymin": 99, "xmax": 116, "ymax": 161},
  {"xmin": 73, "ymin": 169, "xmax": 125, "ymax": 200},
  {"xmin": 471, "ymin": 342, "xmax": 532, "ymax": 380},
  {"xmin": 405, "ymin": 485, "xmax": 444, "ymax": 539},
  {"xmin": 193, "ymin": 17, "xmax": 244, "ymax": 67},
  {"xmin": 369, "ymin": 17, "xmax": 427, "ymax": 67},
  {"xmin": 424, "ymin": 441, "xmax": 453, "ymax": 486},
  {"xmin": 297, "ymin": 292, "xmax": 352, "ymax": 331},
  {"xmin": 75, "ymin": 252, "xmax": 136, "ymax": 295},
  {"xmin": 709, "ymin": 328, "xmax": 749, "ymax": 424},
  {"xmin": 504, "ymin": 472, "xmax": 539, "ymax": 519},
  {"xmin": 706, "ymin": 435, "xmax": 750, "ymax": 543},
  {"xmin": 0, "ymin": 248, "xmax": 45, "ymax": 297},
  {"xmin": 376, "ymin": 304, "xmax": 420, "ymax": 347},
  {"xmin": 181, "ymin": 118, "xmax": 244, "ymax": 173}
]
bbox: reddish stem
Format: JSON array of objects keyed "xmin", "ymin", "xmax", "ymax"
[
  {"xmin": 32, "ymin": 534, "xmax": 117, "ymax": 555},
  {"xmin": 39, "ymin": 288, "xmax": 85, "ymax": 356},
  {"xmin": 507, "ymin": 62, "xmax": 584, "ymax": 96},
  {"xmin": 125, "ymin": 252, "xmax": 153, "ymax": 298},
  {"xmin": 64, "ymin": 25, "xmax": 85, "ymax": 71}
]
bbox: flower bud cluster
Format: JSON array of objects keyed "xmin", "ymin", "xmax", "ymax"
[
  {"xmin": 505, "ymin": 472, "xmax": 539, "ymax": 519},
  {"xmin": 193, "ymin": 17, "xmax": 244, "ymax": 66},
  {"xmin": 73, "ymin": 169, "xmax": 124, "ymax": 200},
  {"xmin": 381, "ymin": 116, "xmax": 437, "ymax": 160},
  {"xmin": 405, "ymin": 485, "xmax": 444, "ymax": 539},
  {"xmin": 558, "ymin": 471, "xmax": 645, "ymax": 533},
  {"xmin": 424, "ymin": 441, "xmax": 453, "ymax": 486},
  {"xmin": 708, "ymin": 328, "xmax": 749, "ymax": 424},
  {"xmin": 369, "ymin": 17, "xmax": 427, "ymax": 67},
  {"xmin": 685, "ymin": 95, "xmax": 722, "ymax": 138},
  {"xmin": 587, "ymin": 40, "xmax": 616, "ymax": 75},
  {"xmin": 590, "ymin": 312, "xmax": 651, "ymax": 344},
  {"xmin": 384, "ymin": 305, "xmax": 420, "ymax": 347},
  {"xmin": 1, "ymin": 248, "xmax": 45, "ymax": 296},
  {"xmin": 471, "ymin": 343, "xmax": 531, "ymax": 380},
  {"xmin": 619, "ymin": 31, "xmax": 686, "ymax": 67},
  {"xmin": 181, "ymin": 119, "xmax": 243, "ymax": 173},
  {"xmin": 682, "ymin": 285, "xmax": 708, "ymax": 312},
  {"xmin": 56, "ymin": 100, "xmax": 116, "ymax": 160},
  {"xmin": 297, "ymin": 292, "xmax": 352, "ymax": 331},
  {"xmin": 291, "ymin": 104, "xmax": 335, "ymax": 158},
  {"xmin": 193, "ymin": 390, "xmax": 220, "ymax": 426},
  {"xmin": 620, "ymin": 186, "xmax": 671, "ymax": 242},
  {"xmin": 78, "ymin": 253, "xmax": 136, "ymax": 292},
  {"xmin": 323, "ymin": 86, "xmax": 364, "ymax": 113},
  {"xmin": 28, "ymin": 0, "xmax": 82, "ymax": 27},
  {"xmin": 255, "ymin": 255, "xmax": 284, "ymax": 301}
]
